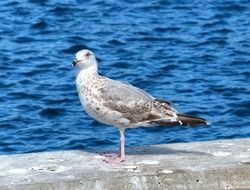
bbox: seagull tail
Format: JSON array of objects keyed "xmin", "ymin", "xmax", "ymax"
[
  {"xmin": 177, "ymin": 114, "xmax": 208, "ymax": 126},
  {"xmin": 149, "ymin": 114, "xmax": 208, "ymax": 126}
]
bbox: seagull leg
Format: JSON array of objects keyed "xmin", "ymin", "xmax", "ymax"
[
  {"xmin": 119, "ymin": 127, "xmax": 125, "ymax": 161},
  {"xmin": 103, "ymin": 127, "xmax": 126, "ymax": 164}
]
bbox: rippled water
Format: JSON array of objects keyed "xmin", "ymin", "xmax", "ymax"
[{"xmin": 0, "ymin": 0, "xmax": 249, "ymax": 154}]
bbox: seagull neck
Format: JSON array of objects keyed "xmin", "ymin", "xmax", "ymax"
[{"xmin": 80, "ymin": 64, "xmax": 98, "ymax": 75}]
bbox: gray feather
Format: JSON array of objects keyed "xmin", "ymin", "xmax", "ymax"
[{"xmin": 100, "ymin": 78, "xmax": 153, "ymax": 102}]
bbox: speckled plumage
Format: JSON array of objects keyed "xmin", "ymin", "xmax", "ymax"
[
  {"xmin": 76, "ymin": 69, "xmax": 183, "ymax": 128},
  {"xmin": 73, "ymin": 49, "xmax": 207, "ymax": 163}
]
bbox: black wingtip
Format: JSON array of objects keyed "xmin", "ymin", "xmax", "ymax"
[{"xmin": 177, "ymin": 114, "xmax": 208, "ymax": 126}]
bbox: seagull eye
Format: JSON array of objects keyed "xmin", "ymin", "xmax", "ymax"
[{"xmin": 85, "ymin": 52, "xmax": 90, "ymax": 57}]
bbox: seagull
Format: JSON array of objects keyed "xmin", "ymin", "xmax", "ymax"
[{"xmin": 72, "ymin": 49, "xmax": 208, "ymax": 164}]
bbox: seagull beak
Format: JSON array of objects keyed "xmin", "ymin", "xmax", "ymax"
[{"xmin": 72, "ymin": 60, "xmax": 78, "ymax": 66}]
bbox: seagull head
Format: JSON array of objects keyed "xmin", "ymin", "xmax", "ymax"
[{"xmin": 72, "ymin": 49, "xmax": 97, "ymax": 69}]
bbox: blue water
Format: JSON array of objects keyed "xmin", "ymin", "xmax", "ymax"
[{"xmin": 0, "ymin": 0, "xmax": 249, "ymax": 155}]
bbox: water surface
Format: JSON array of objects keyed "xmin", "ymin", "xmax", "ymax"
[{"xmin": 0, "ymin": 0, "xmax": 249, "ymax": 154}]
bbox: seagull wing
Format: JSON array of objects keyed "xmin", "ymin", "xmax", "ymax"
[
  {"xmin": 99, "ymin": 78, "xmax": 207, "ymax": 126},
  {"xmin": 99, "ymin": 79, "xmax": 179, "ymax": 125},
  {"xmin": 100, "ymin": 78, "xmax": 154, "ymax": 102}
]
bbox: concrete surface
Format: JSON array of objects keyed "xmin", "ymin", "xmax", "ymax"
[{"xmin": 0, "ymin": 138, "xmax": 250, "ymax": 190}]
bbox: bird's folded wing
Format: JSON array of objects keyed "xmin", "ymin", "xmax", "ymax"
[
  {"xmin": 99, "ymin": 79, "xmax": 179, "ymax": 125},
  {"xmin": 99, "ymin": 79, "xmax": 153, "ymax": 102}
]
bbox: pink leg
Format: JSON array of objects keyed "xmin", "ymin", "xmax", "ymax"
[
  {"xmin": 119, "ymin": 128, "xmax": 125, "ymax": 161},
  {"xmin": 103, "ymin": 128, "xmax": 126, "ymax": 164}
]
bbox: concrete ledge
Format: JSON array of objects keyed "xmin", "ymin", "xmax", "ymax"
[{"xmin": 1, "ymin": 138, "xmax": 250, "ymax": 190}]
